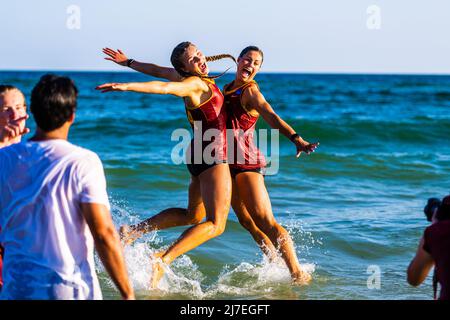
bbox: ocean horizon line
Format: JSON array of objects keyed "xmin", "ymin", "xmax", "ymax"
[{"xmin": 1, "ymin": 69, "xmax": 450, "ymax": 78}]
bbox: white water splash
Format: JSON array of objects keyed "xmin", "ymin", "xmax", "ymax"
[
  {"xmin": 104, "ymin": 237, "xmax": 316, "ymax": 299},
  {"xmin": 123, "ymin": 243, "xmax": 153, "ymax": 290},
  {"xmin": 204, "ymin": 253, "xmax": 315, "ymax": 298},
  {"xmin": 156, "ymin": 255, "xmax": 205, "ymax": 297},
  {"xmin": 100, "ymin": 201, "xmax": 318, "ymax": 299},
  {"xmin": 282, "ymin": 213, "xmax": 324, "ymax": 257}
]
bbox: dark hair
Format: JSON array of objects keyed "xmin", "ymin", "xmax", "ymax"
[
  {"xmin": 30, "ymin": 74, "xmax": 78, "ymax": 132},
  {"xmin": 170, "ymin": 41, "xmax": 236, "ymax": 79},
  {"xmin": 239, "ymin": 46, "xmax": 264, "ymax": 64},
  {"xmin": 170, "ymin": 41, "xmax": 193, "ymax": 78},
  {"xmin": 436, "ymin": 195, "xmax": 450, "ymax": 221}
]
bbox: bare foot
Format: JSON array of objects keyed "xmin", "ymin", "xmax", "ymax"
[
  {"xmin": 119, "ymin": 224, "xmax": 140, "ymax": 246},
  {"xmin": 150, "ymin": 251, "xmax": 167, "ymax": 289},
  {"xmin": 292, "ymin": 270, "xmax": 312, "ymax": 285}
]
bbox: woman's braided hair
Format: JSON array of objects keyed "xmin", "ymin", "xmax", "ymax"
[
  {"xmin": 206, "ymin": 54, "xmax": 237, "ymax": 64},
  {"xmin": 170, "ymin": 42, "xmax": 236, "ymax": 79}
]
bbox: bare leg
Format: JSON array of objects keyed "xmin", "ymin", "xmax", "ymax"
[
  {"xmin": 120, "ymin": 176, "xmax": 206, "ymax": 245},
  {"xmin": 231, "ymin": 178, "xmax": 277, "ymax": 260},
  {"xmin": 235, "ymin": 172, "xmax": 311, "ymax": 284},
  {"xmin": 152, "ymin": 164, "xmax": 232, "ymax": 287}
]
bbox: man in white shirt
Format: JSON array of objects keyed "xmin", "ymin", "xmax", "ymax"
[{"xmin": 0, "ymin": 75, "xmax": 134, "ymax": 300}]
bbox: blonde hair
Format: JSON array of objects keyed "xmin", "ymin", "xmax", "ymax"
[{"xmin": 0, "ymin": 85, "xmax": 26, "ymax": 106}]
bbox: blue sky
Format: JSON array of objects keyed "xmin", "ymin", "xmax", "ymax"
[{"xmin": 2, "ymin": 0, "xmax": 450, "ymax": 74}]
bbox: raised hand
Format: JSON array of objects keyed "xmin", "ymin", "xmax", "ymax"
[
  {"xmin": 102, "ymin": 48, "xmax": 128, "ymax": 66},
  {"xmin": 295, "ymin": 140, "xmax": 319, "ymax": 158},
  {"xmin": 95, "ymin": 83, "xmax": 129, "ymax": 93},
  {"xmin": 0, "ymin": 115, "xmax": 30, "ymax": 147}
]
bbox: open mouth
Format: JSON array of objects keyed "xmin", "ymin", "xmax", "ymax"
[
  {"xmin": 200, "ymin": 62, "xmax": 207, "ymax": 74},
  {"xmin": 242, "ymin": 67, "xmax": 252, "ymax": 78}
]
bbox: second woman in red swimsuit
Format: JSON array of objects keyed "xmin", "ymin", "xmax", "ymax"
[{"xmin": 223, "ymin": 46, "xmax": 318, "ymax": 283}]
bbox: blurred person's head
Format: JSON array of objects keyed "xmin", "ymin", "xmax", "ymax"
[
  {"xmin": 436, "ymin": 195, "xmax": 450, "ymax": 222},
  {"xmin": 425, "ymin": 195, "xmax": 450, "ymax": 223},
  {"xmin": 30, "ymin": 74, "xmax": 78, "ymax": 136},
  {"xmin": 0, "ymin": 85, "xmax": 27, "ymax": 143}
]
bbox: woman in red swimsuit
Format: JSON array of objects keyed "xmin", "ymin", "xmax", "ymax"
[
  {"xmin": 222, "ymin": 46, "xmax": 318, "ymax": 283},
  {"xmin": 103, "ymin": 46, "xmax": 317, "ymax": 284},
  {"xmin": 97, "ymin": 42, "xmax": 234, "ymax": 288}
]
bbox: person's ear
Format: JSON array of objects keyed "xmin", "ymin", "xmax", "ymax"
[{"xmin": 69, "ymin": 112, "xmax": 75, "ymax": 124}]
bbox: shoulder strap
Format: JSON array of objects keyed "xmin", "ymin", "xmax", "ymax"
[
  {"xmin": 240, "ymin": 80, "xmax": 258, "ymax": 95},
  {"xmin": 224, "ymin": 80, "xmax": 257, "ymax": 96},
  {"xmin": 240, "ymin": 81, "xmax": 260, "ymax": 117}
]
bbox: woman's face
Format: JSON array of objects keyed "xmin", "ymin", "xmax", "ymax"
[
  {"xmin": 236, "ymin": 51, "xmax": 262, "ymax": 82},
  {"xmin": 0, "ymin": 90, "xmax": 27, "ymax": 127},
  {"xmin": 182, "ymin": 45, "xmax": 209, "ymax": 76}
]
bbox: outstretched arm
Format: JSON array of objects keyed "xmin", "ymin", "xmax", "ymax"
[
  {"xmin": 243, "ymin": 86, "xmax": 319, "ymax": 157},
  {"xmin": 102, "ymin": 48, "xmax": 181, "ymax": 82},
  {"xmin": 96, "ymin": 76, "xmax": 206, "ymax": 99}
]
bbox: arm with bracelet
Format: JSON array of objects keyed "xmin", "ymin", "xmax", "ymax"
[
  {"xmin": 102, "ymin": 48, "xmax": 181, "ymax": 82},
  {"xmin": 242, "ymin": 84, "xmax": 319, "ymax": 158}
]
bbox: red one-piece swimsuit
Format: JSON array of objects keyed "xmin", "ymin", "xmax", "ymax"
[
  {"xmin": 223, "ymin": 80, "xmax": 266, "ymax": 176},
  {"xmin": 185, "ymin": 78, "xmax": 227, "ymax": 176}
]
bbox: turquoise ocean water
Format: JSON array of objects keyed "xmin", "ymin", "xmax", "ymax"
[{"xmin": 1, "ymin": 71, "xmax": 449, "ymax": 300}]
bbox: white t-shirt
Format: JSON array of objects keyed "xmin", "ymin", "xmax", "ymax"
[{"xmin": 0, "ymin": 139, "xmax": 110, "ymax": 300}]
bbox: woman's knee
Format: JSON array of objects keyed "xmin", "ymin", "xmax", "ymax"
[
  {"xmin": 216, "ymin": 220, "xmax": 227, "ymax": 236},
  {"xmin": 209, "ymin": 219, "xmax": 227, "ymax": 237}
]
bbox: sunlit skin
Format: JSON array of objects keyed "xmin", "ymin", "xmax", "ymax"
[
  {"xmin": 103, "ymin": 47, "xmax": 317, "ymax": 284},
  {"xmin": 97, "ymin": 44, "xmax": 232, "ymax": 288},
  {"xmin": 407, "ymin": 237, "xmax": 434, "ymax": 287},
  {"xmin": 234, "ymin": 50, "xmax": 262, "ymax": 86},
  {"xmin": 0, "ymin": 89, "xmax": 30, "ymax": 148},
  {"xmin": 407, "ymin": 209, "xmax": 437, "ymax": 288}
]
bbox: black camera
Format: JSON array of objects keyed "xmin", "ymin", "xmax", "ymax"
[{"xmin": 424, "ymin": 196, "xmax": 450, "ymax": 222}]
